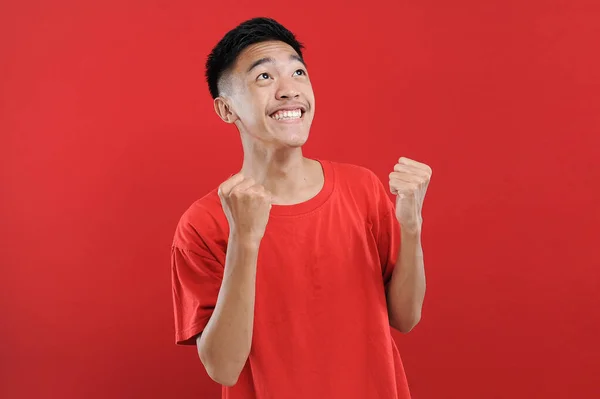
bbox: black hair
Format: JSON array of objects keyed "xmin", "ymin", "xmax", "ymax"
[{"xmin": 205, "ymin": 17, "xmax": 305, "ymax": 99}]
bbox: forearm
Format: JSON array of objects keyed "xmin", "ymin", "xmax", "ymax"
[
  {"xmin": 386, "ymin": 229, "xmax": 426, "ymax": 333},
  {"xmin": 198, "ymin": 234, "xmax": 259, "ymax": 386}
]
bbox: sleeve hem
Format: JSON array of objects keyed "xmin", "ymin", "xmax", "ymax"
[{"xmin": 175, "ymin": 316, "xmax": 210, "ymax": 346}]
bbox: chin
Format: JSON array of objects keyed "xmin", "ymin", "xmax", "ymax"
[
  {"xmin": 281, "ymin": 132, "xmax": 309, "ymax": 148},
  {"xmin": 265, "ymin": 126, "xmax": 308, "ymax": 148}
]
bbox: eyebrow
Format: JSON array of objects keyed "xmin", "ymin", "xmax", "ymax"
[{"xmin": 246, "ymin": 54, "xmax": 306, "ymax": 74}]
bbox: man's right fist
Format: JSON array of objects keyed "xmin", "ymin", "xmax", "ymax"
[{"xmin": 218, "ymin": 174, "xmax": 273, "ymax": 243}]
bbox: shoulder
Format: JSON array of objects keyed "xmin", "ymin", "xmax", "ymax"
[
  {"xmin": 326, "ymin": 159, "xmax": 383, "ymax": 191},
  {"xmin": 329, "ymin": 160, "xmax": 377, "ymax": 178},
  {"xmin": 172, "ymin": 188, "xmax": 228, "ymax": 254},
  {"xmin": 323, "ymin": 159, "xmax": 392, "ymax": 217}
]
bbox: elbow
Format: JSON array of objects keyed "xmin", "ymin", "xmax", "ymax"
[
  {"xmin": 390, "ymin": 311, "xmax": 421, "ymax": 334},
  {"xmin": 205, "ymin": 365, "xmax": 241, "ymax": 387},
  {"xmin": 198, "ymin": 340, "xmax": 248, "ymax": 387}
]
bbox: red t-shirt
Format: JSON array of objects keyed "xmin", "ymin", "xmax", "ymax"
[{"xmin": 171, "ymin": 159, "xmax": 411, "ymax": 399}]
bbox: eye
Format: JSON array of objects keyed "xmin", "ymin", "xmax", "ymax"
[
  {"xmin": 257, "ymin": 72, "xmax": 270, "ymax": 80},
  {"xmin": 293, "ymin": 69, "xmax": 306, "ymax": 76}
]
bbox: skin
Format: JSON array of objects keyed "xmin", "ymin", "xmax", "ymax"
[
  {"xmin": 197, "ymin": 41, "xmax": 322, "ymax": 386},
  {"xmin": 197, "ymin": 40, "xmax": 432, "ymax": 387},
  {"xmin": 387, "ymin": 157, "xmax": 432, "ymax": 333},
  {"xmin": 214, "ymin": 40, "xmax": 323, "ymax": 205}
]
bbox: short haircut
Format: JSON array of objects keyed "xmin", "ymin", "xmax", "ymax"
[{"xmin": 205, "ymin": 17, "xmax": 305, "ymax": 99}]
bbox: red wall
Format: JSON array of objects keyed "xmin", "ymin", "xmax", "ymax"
[{"xmin": 2, "ymin": 1, "xmax": 599, "ymax": 398}]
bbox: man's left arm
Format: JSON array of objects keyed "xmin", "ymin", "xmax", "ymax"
[{"xmin": 385, "ymin": 157, "xmax": 432, "ymax": 333}]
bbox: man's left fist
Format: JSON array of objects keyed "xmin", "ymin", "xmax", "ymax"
[{"xmin": 389, "ymin": 157, "xmax": 432, "ymax": 234}]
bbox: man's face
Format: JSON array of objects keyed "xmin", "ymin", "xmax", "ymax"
[{"xmin": 218, "ymin": 41, "xmax": 315, "ymax": 148}]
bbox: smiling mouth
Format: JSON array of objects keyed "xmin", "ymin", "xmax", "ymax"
[{"xmin": 269, "ymin": 108, "xmax": 305, "ymax": 121}]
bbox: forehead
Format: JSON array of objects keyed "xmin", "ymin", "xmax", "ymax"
[{"xmin": 233, "ymin": 41, "xmax": 301, "ymax": 71}]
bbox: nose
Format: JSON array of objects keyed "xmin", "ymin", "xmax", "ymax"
[{"xmin": 275, "ymin": 77, "xmax": 300, "ymax": 100}]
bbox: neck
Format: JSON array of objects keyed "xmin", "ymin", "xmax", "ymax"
[{"xmin": 239, "ymin": 137, "xmax": 320, "ymax": 205}]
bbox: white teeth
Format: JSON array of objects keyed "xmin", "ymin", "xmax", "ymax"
[{"xmin": 271, "ymin": 109, "xmax": 302, "ymax": 120}]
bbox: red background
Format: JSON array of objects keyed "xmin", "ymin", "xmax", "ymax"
[{"xmin": 2, "ymin": 1, "xmax": 599, "ymax": 398}]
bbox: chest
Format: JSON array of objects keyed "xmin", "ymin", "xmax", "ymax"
[{"xmin": 253, "ymin": 204, "xmax": 386, "ymax": 317}]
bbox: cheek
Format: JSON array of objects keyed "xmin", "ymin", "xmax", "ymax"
[
  {"xmin": 305, "ymin": 86, "xmax": 316, "ymax": 106},
  {"xmin": 242, "ymin": 92, "xmax": 269, "ymax": 123},
  {"xmin": 234, "ymin": 101, "xmax": 259, "ymax": 123}
]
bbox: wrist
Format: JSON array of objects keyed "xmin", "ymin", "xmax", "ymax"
[
  {"xmin": 229, "ymin": 230, "xmax": 262, "ymax": 251},
  {"xmin": 400, "ymin": 226, "xmax": 422, "ymax": 243}
]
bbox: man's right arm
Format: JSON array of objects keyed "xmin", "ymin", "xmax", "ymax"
[
  {"xmin": 196, "ymin": 234, "xmax": 259, "ymax": 387},
  {"xmin": 196, "ymin": 173, "xmax": 273, "ymax": 387}
]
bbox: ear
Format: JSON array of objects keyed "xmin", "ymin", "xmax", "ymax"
[{"xmin": 214, "ymin": 97, "xmax": 238, "ymax": 124}]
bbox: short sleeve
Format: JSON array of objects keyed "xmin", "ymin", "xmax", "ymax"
[
  {"xmin": 369, "ymin": 171, "xmax": 401, "ymax": 288},
  {"xmin": 171, "ymin": 243, "xmax": 224, "ymax": 345}
]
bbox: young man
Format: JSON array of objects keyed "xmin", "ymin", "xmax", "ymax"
[{"xmin": 171, "ymin": 17, "xmax": 432, "ymax": 399}]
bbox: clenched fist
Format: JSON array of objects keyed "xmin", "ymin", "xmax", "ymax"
[
  {"xmin": 389, "ymin": 157, "xmax": 432, "ymax": 234},
  {"xmin": 218, "ymin": 174, "xmax": 273, "ymax": 243}
]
